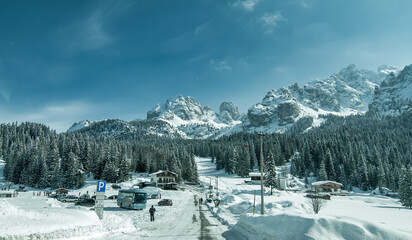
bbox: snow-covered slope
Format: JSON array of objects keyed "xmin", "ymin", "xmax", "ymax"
[
  {"xmin": 369, "ymin": 64, "xmax": 412, "ymax": 115},
  {"xmin": 67, "ymin": 120, "xmax": 92, "ymax": 132},
  {"xmin": 67, "ymin": 64, "xmax": 412, "ymax": 139}
]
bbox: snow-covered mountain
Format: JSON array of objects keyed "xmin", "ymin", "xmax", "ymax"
[
  {"xmin": 242, "ymin": 64, "xmax": 397, "ymax": 133},
  {"xmin": 67, "ymin": 64, "xmax": 412, "ymax": 139},
  {"xmin": 67, "ymin": 120, "xmax": 92, "ymax": 132},
  {"xmin": 146, "ymin": 95, "xmax": 240, "ymax": 139},
  {"xmin": 369, "ymin": 64, "xmax": 412, "ymax": 115}
]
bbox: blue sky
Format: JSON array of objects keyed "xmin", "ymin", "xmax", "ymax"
[{"xmin": 1, "ymin": 0, "xmax": 412, "ymax": 132}]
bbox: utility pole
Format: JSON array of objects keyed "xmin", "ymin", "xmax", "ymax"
[{"xmin": 258, "ymin": 132, "xmax": 265, "ymax": 215}]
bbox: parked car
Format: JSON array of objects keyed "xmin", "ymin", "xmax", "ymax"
[
  {"xmin": 75, "ymin": 198, "xmax": 95, "ymax": 207},
  {"xmin": 48, "ymin": 193, "xmax": 60, "ymax": 199},
  {"xmin": 150, "ymin": 193, "xmax": 160, "ymax": 199},
  {"xmin": 111, "ymin": 184, "xmax": 121, "ymax": 189},
  {"xmin": 16, "ymin": 185, "xmax": 28, "ymax": 192},
  {"xmin": 57, "ymin": 195, "xmax": 79, "ymax": 203},
  {"xmin": 79, "ymin": 194, "xmax": 91, "ymax": 199},
  {"xmin": 158, "ymin": 199, "xmax": 173, "ymax": 206},
  {"xmin": 91, "ymin": 195, "xmax": 108, "ymax": 200}
]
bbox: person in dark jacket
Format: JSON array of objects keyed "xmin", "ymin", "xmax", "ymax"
[{"xmin": 149, "ymin": 205, "xmax": 156, "ymax": 221}]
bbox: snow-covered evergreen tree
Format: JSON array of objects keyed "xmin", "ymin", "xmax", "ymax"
[
  {"xmin": 398, "ymin": 166, "xmax": 412, "ymax": 209},
  {"xmin": 265, "ymin": 155, "xmax": 277, "ymax": 195}
]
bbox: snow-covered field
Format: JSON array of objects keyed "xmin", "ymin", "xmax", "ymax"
[
  {"xmin": 195, "ymin": 157, "xmax": 412, "ymax": 240},
  {"xmin": 2, "ymin": 156, "xmax": 412, "ymax": 240},
  {"xmin": 0, "ymin": 158, "xmax": 205, "ymax": 240}
]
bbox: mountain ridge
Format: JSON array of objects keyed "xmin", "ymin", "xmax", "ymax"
[{"xmin": 67, "ymin": 64, "xmax": 411, "ymax": 139}]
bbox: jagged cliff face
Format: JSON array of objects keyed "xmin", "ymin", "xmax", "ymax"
[
  {"xmin": 369, "ymin": 64, "xmax": 412, "ymax": 115},
  {"xmin": 68, "ymin": 64, "xmax": 412, "ymax": 139},
  {"xmin": 219, "ymin": 101, "xmax": 240, "ymax": 124}
]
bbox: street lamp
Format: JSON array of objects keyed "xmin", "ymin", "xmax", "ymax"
[{"xmin": 258, "ymin": 132, "xmax": 265, "ymax": 215}]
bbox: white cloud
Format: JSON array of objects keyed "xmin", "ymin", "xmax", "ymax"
[
  {"xmin": 291, "ymin": 0, "xmax": 310, "ymax": 8},
  {"xmin": 210, "ymin": 60, "xmax": 232, "ymax": 71},
  {"xmin": 232, "ymin": 0, "xmax": 262, "ymax": 11},
  {"xmin": 0, "ymin": 101, "xmax": 102, "ymax": 133},
  {"xmin": 260, "ymin": 12, "xmax": 286, "ymax": 34},
  {"xmin": 193, "ymin": 22, "xmax": 210, "ymax": 37},
  {"xmin": 58, "ymin": 2, "xmax": 134, "ymax": 52}
]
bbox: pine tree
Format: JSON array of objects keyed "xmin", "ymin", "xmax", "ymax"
[
  {"xmin": 118, "ymin": 155, "xmax": 131, "ymax": 182},
  {"xmin": 318, "ymin": 160, "xmax": 328, "ymax": 181},
  {"xmin": 265, "ymin": 156, "xmax": 277, "ymax": 195},
  {"xmin": 324, "ymin": 149, "xmax": 336, "ymax": 180},
  {"xmin": 398, "ymin": 166, "xmax": 412, "ymax": 209},
  {"xmin": 102, "ymin": 161, "xmax": 118, "ymax": 183},
  {"xmin": 358, "ymin": 155, "xmax": 369, "ymax": 191}
]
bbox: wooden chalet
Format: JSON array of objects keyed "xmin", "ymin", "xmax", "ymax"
[
  {"xmin": 150, "ymin": 170, "xmax": 178, "ymax": 190},
  {"xmin": 311, "ymin": 181, "xmax": 343, "ymax": 193},
  {"xmin": 248, "ymin": 172, "xmax": 266, "ymax": 185}
]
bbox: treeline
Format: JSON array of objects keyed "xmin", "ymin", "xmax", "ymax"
[
  {"xmin": 190, "ymin": 113, "xmax": 412, "ymax": 192},
  {"xmin": 1, "ymin": 112, "xmax": 411, "ymax": 193},
  {"xmin": 0, "ymin": 122, "xmax": 197, "ymax": 189}
]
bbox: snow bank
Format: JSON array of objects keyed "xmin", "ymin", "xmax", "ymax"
[
  {"xmin": 0, "ymin": 198, "xmax": 100, "ymax": 237},
  {"xmin": 230, "ymin": 213, "xmax": 410, "ymax": 240},
  {"xmin": 196, "ymin": 157, "xmax": 412, "ymax": 240}
]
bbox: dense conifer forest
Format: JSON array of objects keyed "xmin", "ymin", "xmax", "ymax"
[
  {"xmin": 1, "ymin": 113, "xmax": 411, "ymax": 197},
  {"xmin": 0, "ymin": 122, "xmax": 197, "ymax": 189}
]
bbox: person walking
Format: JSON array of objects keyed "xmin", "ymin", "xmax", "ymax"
[{"xmin": 149, "ymin": 205, "xmax": 156, "ymax": 221}]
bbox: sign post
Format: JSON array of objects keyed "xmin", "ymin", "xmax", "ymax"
[{"xmin": 95, "ymin": 180, "xmax": 106, "ymax": 220}]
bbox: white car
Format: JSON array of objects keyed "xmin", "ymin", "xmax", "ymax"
[{"xmin": 57, "ymin": 195, "xmax": 78, "ymax": 203}]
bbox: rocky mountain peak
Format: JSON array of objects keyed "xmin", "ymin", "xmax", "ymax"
[
  {"xmin": 369, "ymin": 64, "xmax": 412, "ymax": 115},
  {"xmin": 147, "ymin": 95, "xmax": 216, "ymax": 122},
  {"xmin": 219, "ymin": 101, "xmax": 240, "ymax": 124}
]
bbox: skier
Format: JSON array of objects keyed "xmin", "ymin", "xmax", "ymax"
[{"xmin": 149, "ymin": 205, "xmax": 156, "ymax": 221}]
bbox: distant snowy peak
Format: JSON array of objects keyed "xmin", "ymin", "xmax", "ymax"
[
  {"xmin": 67, "ymin": 120, "xmax": 92, "ymax": 132},
  {"xmin": 369, "ymin": 64, "xmax": 412, "ymax": 115},
  {"xmin": 146, "ymin": 95, "xmax": 241, "ymax": 139},
  {"xmin": 147, "ymin": 95, "xmax": 217, "ymax": 124}
]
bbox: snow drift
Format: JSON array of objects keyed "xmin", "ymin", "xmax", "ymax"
[{"xmin": 228, "ymin": 213, "xmax": 410, "ymax": 240}]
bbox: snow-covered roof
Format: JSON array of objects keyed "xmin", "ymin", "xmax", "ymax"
[
  {"xmin": 249, "ymin": 172, "xmax": 266, "ymax": 177},
  {"xmin": 311, "ymin": 181, "xmax": 343, "ymax": 187},
  {"xmin": 150, "ymin": 170, "xmax": 178, "ymax": 177}
]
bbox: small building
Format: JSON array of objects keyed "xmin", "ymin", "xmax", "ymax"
[
  {"xmin": 278, "ymin": 176, "xmax": 287, "ymax": 190},
  {"xmin": 277, "ymin": 165, "xmax": 289, "ymax": 190},
  {"xmin": 311, "ymin": 181, "xmax": 343, "ymax": 193},
  {"xmin": 55, "ymin": 188, "xmax": 69, "ymax": 195},
  {"xmin": 249, "ymin": 172, "xmax": 266, "ymax": 185},
  {"xmin": 150, "ymin": 170, "xmax": 178, "ymax": 189}
]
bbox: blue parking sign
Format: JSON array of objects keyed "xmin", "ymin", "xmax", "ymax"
[{"xmin": 97, "ymin": 181, "xmax": 106, "ymax": 192}]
